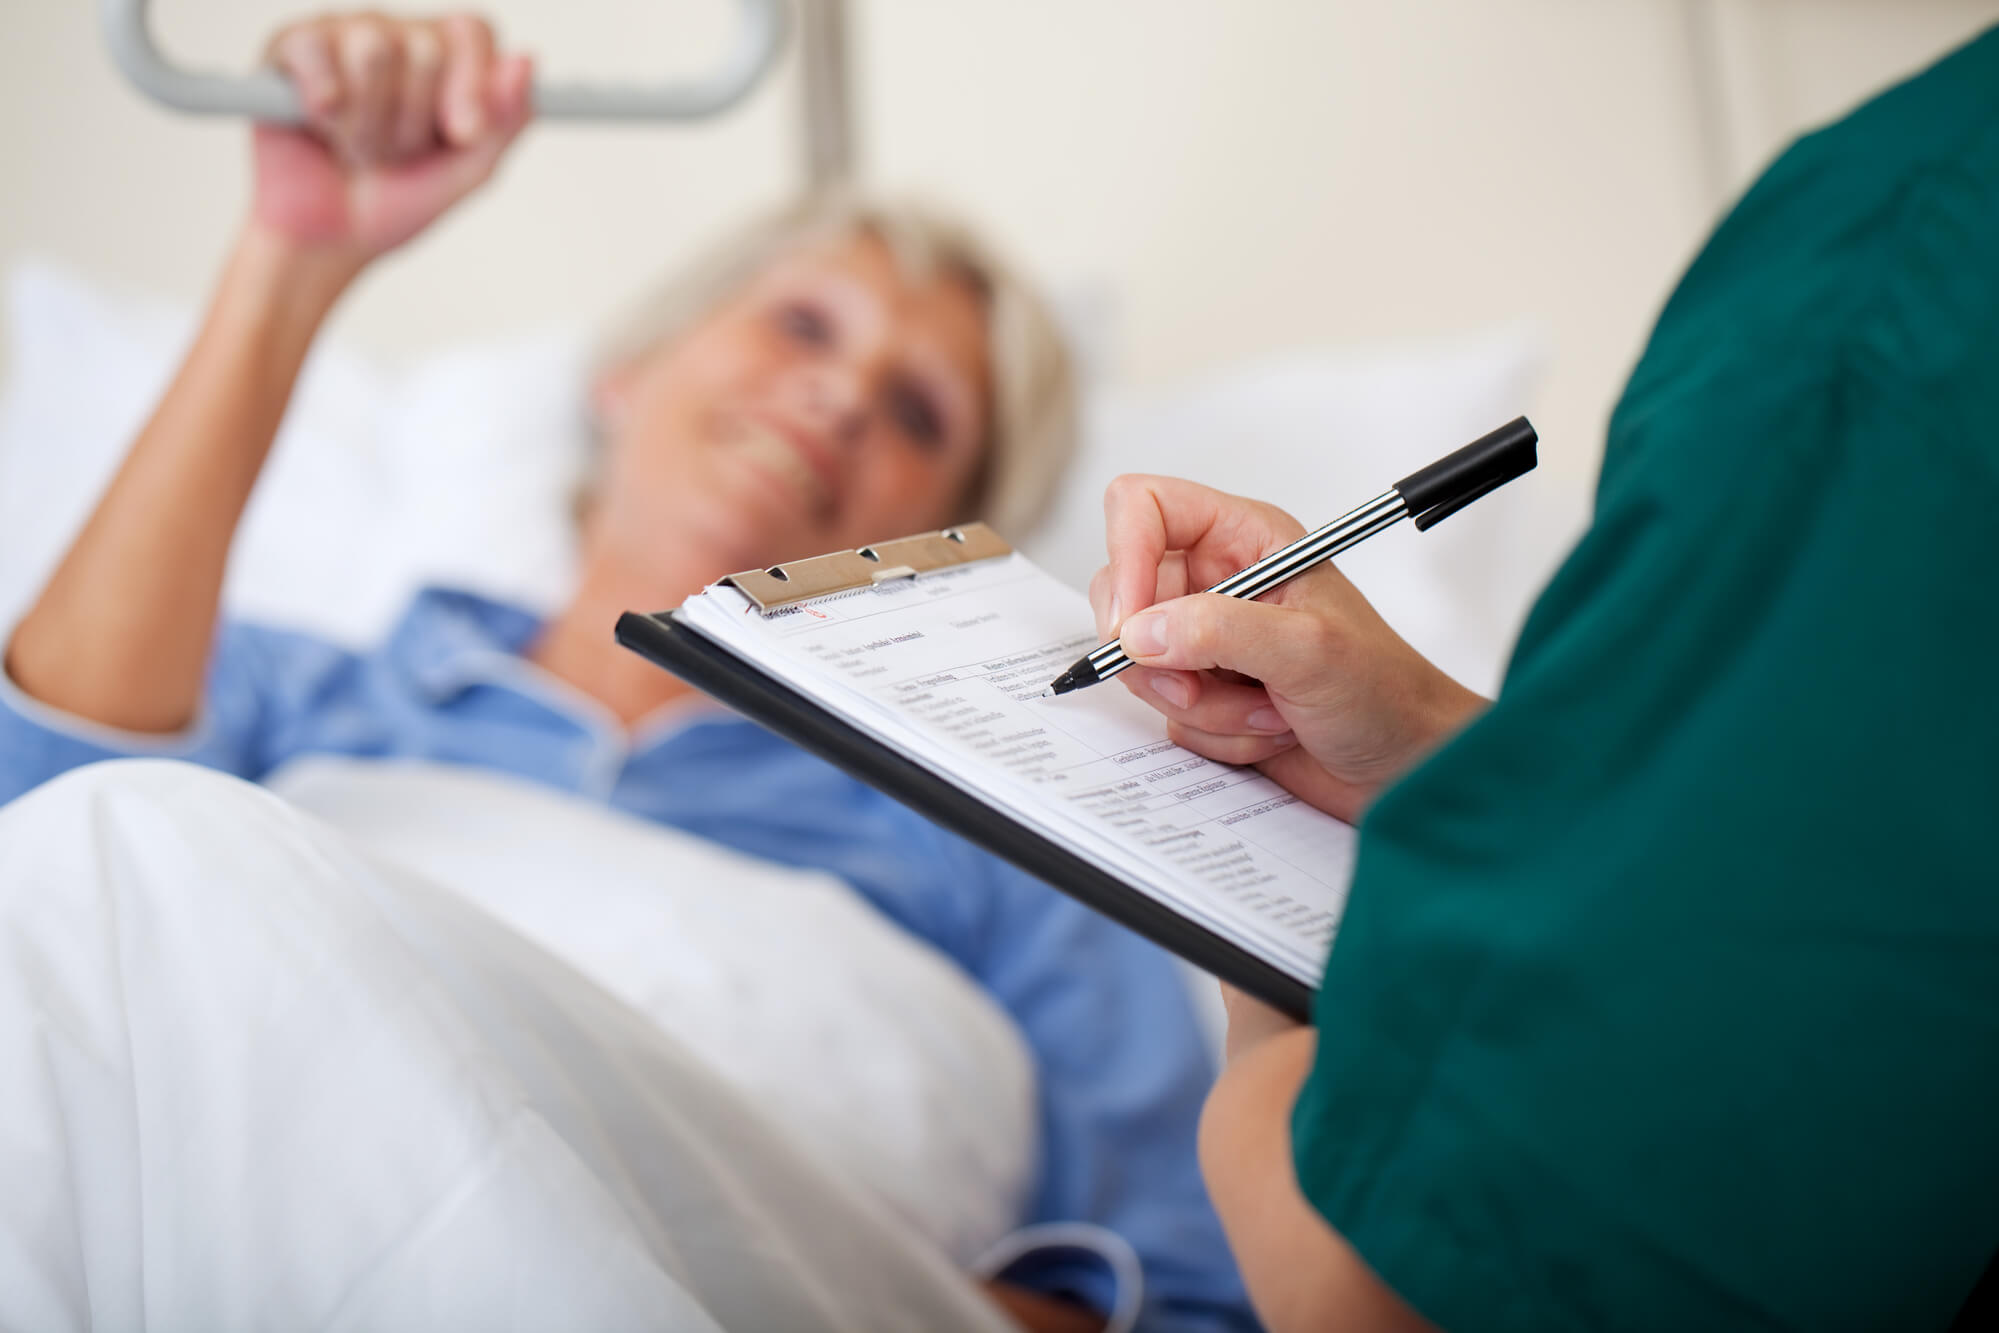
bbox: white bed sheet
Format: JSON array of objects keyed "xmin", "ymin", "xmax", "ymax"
[
  {"xmin": 0, "ymin": 760, "xmax": 1022, "ymax": 1332},
  {"xmin": 264, "ymin": 753, "xmax": 1039, "ymax": 1269}
]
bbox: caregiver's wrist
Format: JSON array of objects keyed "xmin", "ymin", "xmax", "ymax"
[
  {"xmin": 1338, "ymin": 674, "xmax": 1488, "ymax": 820},
  {"xmin": 1385, "ymin": 672, "xmax": 1487, "ymax": 785},
  {"xmin": 1418, "ymin": 674, "xmax": 1488, "ymax": 757}
]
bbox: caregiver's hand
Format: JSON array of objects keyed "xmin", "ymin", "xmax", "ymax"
[
  {"xmin": 256, "ymin": 12, "xmax": 533, "ymax": 258},
  {"xmin": 1089, "ymin": 475, "xmax": 1486, "ymax": 824}
]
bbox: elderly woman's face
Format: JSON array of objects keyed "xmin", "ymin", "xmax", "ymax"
[{"xmin": 592, "ymin": 231, "xmax": 992, "ymax": 574}]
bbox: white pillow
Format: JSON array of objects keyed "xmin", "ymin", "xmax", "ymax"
[{"xmin": 0, "ymin": 260, "xmax": 591, "ymax": 647}]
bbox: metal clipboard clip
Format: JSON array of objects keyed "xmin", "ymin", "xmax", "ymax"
[{"xmin": 721, "ymin": 523, "xmax": 1013, "ymax": 612}]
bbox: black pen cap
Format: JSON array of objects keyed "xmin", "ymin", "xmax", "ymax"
[{"xmin": 1394, "ymin": 417, "xmax": 1538, "ymax": 530}]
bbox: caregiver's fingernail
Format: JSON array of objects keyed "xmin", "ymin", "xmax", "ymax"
[
  {"xmin": 1247, "ymin": 706, "xmax": 1287, "ymax": 733},
  {"xmin": 1121, "ymin": 612, "xmax": 1165, "ymax": 658},
  {"xmin": 1107, "ymin": 594, "xmax": 1121, "ymax": 630},
  {"xmin": 1149, "ymin": 672, "xmax": 1190, "ymax": 709}
]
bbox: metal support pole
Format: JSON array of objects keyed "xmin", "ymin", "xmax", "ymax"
[{"xmin": 797, "ymin": 0, "xmax": 857, "ymax": 190}]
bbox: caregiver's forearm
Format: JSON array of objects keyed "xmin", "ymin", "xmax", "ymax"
[
  {"xmin": 5, "ymin": 224, "xmax": 361, "ymax": 732},
  {"xmin": 1198, "ymin": 1030, "xmax": 1437, "ymax": 1333}
]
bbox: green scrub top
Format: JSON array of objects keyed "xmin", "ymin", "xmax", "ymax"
[{"xmin": 1293, "ymin": 27, "xmax": 1999, "ymax": 1333}]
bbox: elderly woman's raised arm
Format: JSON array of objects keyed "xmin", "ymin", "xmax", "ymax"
[{"xmin": 4, "ymin": 13, "xmax": 530, "ymax": 734}]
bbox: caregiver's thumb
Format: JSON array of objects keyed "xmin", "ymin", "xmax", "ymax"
[
  {"xmin": 1113, "ymin": 539, "xmax": 1490, "ymax": 824},
  {"xmin": 1119, "ymin": 591, "xmax": 1330, "ymax": 691}
]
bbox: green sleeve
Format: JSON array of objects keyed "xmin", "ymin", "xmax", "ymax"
[{"xmin": 1291, "ymin": 358, "xmax": 1999, "ymax": 1332}]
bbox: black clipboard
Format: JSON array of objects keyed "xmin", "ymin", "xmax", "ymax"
[{"xmin": 615, "ymin": 605, "xmax": 1318, "ymax": 1023}]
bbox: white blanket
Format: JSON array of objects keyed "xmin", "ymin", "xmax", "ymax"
[
  {"xmin": 0, "ymin": 760, "xmax": 1022, "ymax": 1332},
  {"xmin": 265, "ymin": 755, "xmax": 1039, "ymax": 1267}
]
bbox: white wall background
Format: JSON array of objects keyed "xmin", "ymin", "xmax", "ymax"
[{"xmin": 4, "ymin": 0, "xmax": 1996, "ymax": 490}]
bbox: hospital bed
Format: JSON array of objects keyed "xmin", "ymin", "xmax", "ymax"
[
  {"xmin": 5, "ymin": 0, "xmax": 1586, "ymax": 1058},
  {"xmin": 0, "ymin": 10, "xmax": 1591, "ymax": 1328},
  {"xmin": 98, "ymin": 0, "xmax": 861, "ymax": 186}
]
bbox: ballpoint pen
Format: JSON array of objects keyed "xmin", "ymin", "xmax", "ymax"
[{"xmin": 1043, "ymin": 417, "xmax": 1538, "ymax": 696}]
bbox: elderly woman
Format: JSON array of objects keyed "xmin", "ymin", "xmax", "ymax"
[{"xmin": 0, "ymin": 13, "xmax": 1248, "ymax": 1333}]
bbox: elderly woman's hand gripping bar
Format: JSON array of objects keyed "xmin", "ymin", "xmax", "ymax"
[{"xmin": 1044, "ymin": 416, "xmax": 1538, "ymax": 696}]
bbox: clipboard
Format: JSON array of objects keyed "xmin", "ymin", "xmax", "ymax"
[{"xmin": 615, "ymin": 524, "xmax": 1317, "ymax": 1022}]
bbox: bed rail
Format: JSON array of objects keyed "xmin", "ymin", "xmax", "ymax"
[{"xmin": 100, "ymin": 0, "xmax": 789, "ymax": 123}]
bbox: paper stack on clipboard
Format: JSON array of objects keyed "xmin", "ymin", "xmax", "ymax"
[{"xmin": 616, "ymin": 524, "xmax": 1357, "ymax": 1019}]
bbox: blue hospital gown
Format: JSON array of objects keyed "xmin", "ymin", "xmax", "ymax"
[{"xmin": 0, "ymin": 586, "xmax": 1254, "ymax": 1333}]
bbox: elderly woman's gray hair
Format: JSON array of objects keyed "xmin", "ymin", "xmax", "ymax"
[{"xmin": 592, "ymin": 194, "xmax": 1079, "ymax": 539}]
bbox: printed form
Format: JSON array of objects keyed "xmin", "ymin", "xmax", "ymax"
[{"xmin": 682, "ymin": 551, "xmax": 1356, "ymax": 984}]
